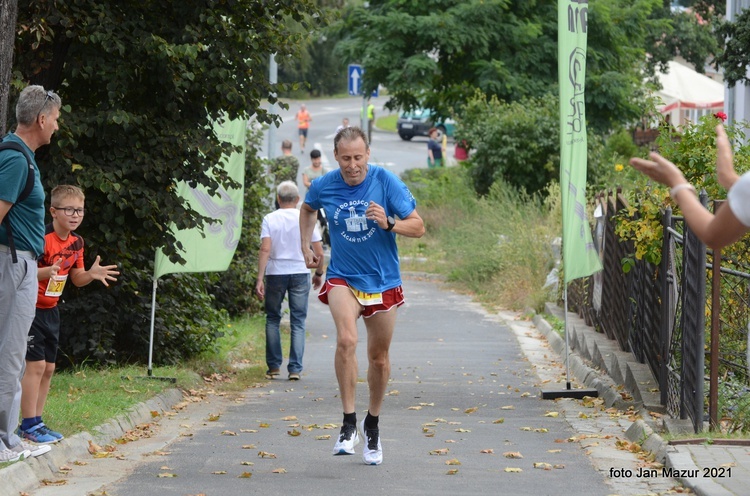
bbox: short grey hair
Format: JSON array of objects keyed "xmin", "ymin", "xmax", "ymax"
[
  {"xmin": 334, "ymin": 126, "xmax": 369, "ymax": 153},
  {"xmin": 277, "ymin": 181, "xmax": 299, "ymax": 204},
  {"xmin": 16, "ymin": 85, "xmax": 62, "ymax": 126}
]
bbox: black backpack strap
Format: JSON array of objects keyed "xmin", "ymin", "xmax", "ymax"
[{"xmin": 0, "ymin": 141, "xmax": 35, "ymax": 263}]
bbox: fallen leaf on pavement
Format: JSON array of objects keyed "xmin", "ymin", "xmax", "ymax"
[
  {"xmin": 258, "ymin": 451, "xmax": 277, "ymax": 459},
  {"xmin": 445, "ymin": 459, "xmax": 461, "ymax": 465},
  {"xmin": 272, "ymin": 468, "xmax": 287, "ymax": 474},
  {"xmin": 316, "ymin": 435, "xmax": 331, "ymax": 440},
  {"xmin": 240, "ymin": 429, "xmax": 258, "ymax": 433},
  {"xmin": 238, "ymin": 472, "xmax": 252, "ymax": 478},
  {"xmin": 429, "ymin": 448, "xmax": 449, "ymax": 455},
  {"xmin": 288, "ymin": 429, "xmax": 301, "ymax": 437},
  {"xmin": 446, "ymin": 469, "xmax": 459, "ymax": 475},
  {"xmin": 504, "ymin": 467, "xmax": 523, "ymax": 473},
  {"xmin": 464, "ymin": 407, "xmax": 478, "ymax": 414},
  {"xmin": 41, "ymin": 479, "xmax": 68, "ymax": 486},
  {"xmin": 242, "ymin": 444, "xmax": 256, "ymax": 449},
  {"xmin": 157, "ymin": 473, "xmax": 177, "ymax": 478},
  {"xmin": 534, "ymin": 462, "xmax": 553, "ymax": 470},
  {"xmin": 503, "ymin": 452, "xmax": 523, "ymax": 459},
  {"xmin": 492, "ymin": 418, "xmax": 505, "ymax": 424},
  {"xmin": 241, "ymin": 461, "xmax": 254, "ymax": 466},
  {"xmin": 206, "ymin": 413, "xmax": 221, "ymax": 422},
  {"xmin": 480, "ymin": 449, "xmax": 494, "ymax": 454},
  {"xmin": 221, "ymin": 430, "xmax": 237, "ymax": 436},
  {"xmin": 544, "ymin": 412, "xmax": 559, "ymax": 418},
  {"xmin": 211, "ymin": 471, "xmax": 227, "ymax": 475}
]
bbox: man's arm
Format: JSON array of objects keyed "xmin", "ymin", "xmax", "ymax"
[
  {"xmin": 0, "ymin": 199, "xmax": 11, "ymax": 224},
  {"xmin": 390, "ymin": 209, "xmax": 425, "ymax": 238},
  {"xmin": 300, "ymin": 203, "xmax": 320, "ymax": 267},
  {"xmin": 366, "ymin": 201, "xmax": 425, "ymax": 238},
  {"xmin": 255, "ymin": 237, "xmax": 272, "ymax": 300}
]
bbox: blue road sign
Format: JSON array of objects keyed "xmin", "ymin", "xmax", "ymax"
[
  {"xmin": 348, "ymin": 64, "xmax": 362, "ymax": 96},
  {"xmin": 348, "ymin": 64, "xmax": 379, "ymax": 97}
]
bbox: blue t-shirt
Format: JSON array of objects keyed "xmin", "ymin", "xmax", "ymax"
[
  {"xmin": 305, "ymin": 165, "xmax": 417, "ymax": 293},
  {"xmin": 0, "ymin": 133, "xmax": 45, "ymax": 256}
]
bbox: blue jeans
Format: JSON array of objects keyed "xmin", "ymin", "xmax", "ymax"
[{"xmin": 264, "ymin": 273, "xmax": 310, "ymax": 373}]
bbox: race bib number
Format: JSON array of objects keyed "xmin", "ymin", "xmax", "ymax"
[
  {"xmin": 45, "ymin": 274, "xmax": 68, "ymax": 297},
  {"xmin": 349, "ymin": 286, "xmax": 383, "ymax": 306}
]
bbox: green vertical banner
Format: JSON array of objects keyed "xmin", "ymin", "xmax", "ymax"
[
  {"xmin": 153, "ymin": 117, "xmax": 246, "ymax": 279},
  {"xmin": 558, "ymin": 0, "xmax": 601, "ymax": 283}
]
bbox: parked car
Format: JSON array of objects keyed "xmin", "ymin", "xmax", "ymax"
[{"xmin": 396, "ymin": 108, "xmax": 455, "ymax": 141}]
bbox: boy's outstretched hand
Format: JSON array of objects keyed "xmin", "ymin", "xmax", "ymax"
[{"xmin": 90, "ymin": 256, "xmax": 120, "ymax": 287}]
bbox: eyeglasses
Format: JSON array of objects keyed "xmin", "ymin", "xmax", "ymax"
[
  {"xmin": 52, "ymin": 206, "xmax": 85, "ymax": 217},
  {"xmin": 35, "ymin": 90, "xmax": 54, "ymax": 121}
]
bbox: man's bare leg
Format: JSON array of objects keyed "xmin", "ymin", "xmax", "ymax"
[
  {"xmin": 327, "ymin": 286, "xmax": 363, "ymax": 414},
  {"xmin": 364, "ymin": 309, "xmax": 397, "ymax": 416}
]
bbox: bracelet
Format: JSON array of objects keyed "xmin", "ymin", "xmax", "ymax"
[
  {"xmin": 669, "ymin": 183, "xmax": 696, "ymax": 201},
  {"xmin": 314, "ymin": 271, "xmax": 324, "ymax": 277}
]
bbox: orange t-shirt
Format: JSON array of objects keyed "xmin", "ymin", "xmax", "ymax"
[
  {"xmin": 36, "ymin": 225, "xmax": 85, "ymax": 309},
  {"xmin": 296, "ymin": 110, "xmax": 311, "ymax": 129}
]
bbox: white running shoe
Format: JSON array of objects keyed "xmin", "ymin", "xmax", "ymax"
[
  {"xmin": 360, "ymin": 419, "xmax": 382, "ymax": 465},
  {"xmin": 12, "ymin": 440, "xmax": 51, "ymax": 458},
  {"xmin": 0, "ymin": 447, "xmax": 30, "ymax": 463},
  {"xmin": 332, "ymin": 423, "xmax": 359, "ymax": 455}
]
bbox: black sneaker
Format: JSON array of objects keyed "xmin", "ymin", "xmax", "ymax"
[{"xmin": 332, "ymin": 422, "xmax": 359, "ymax": 455}]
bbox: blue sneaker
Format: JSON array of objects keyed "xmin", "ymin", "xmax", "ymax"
[
  {"xmin": 37, "ymin": 423, "xmax": 64, "ymax": 441},
  {"xmin": 17, "ymin": 424, "xmax": 58, "ymax": 444}
]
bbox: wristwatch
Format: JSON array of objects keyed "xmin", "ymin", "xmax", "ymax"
[{"xmin": 385, "ymin": 215, "xmax": 396, "ymax": 232}]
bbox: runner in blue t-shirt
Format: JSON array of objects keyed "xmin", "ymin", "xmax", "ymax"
[{"xmin": 300, "ymin": 127, "xmax": 425, "ymax": 466}]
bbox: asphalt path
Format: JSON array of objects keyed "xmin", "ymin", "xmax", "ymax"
[{"xmin": 103, "ymin": 276, "xmax": 611, "ymax": 496}]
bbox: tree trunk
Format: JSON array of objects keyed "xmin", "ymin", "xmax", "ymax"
[{"xmin": 0, "ymin": 0, "xmax": 18, "ymax": 135}]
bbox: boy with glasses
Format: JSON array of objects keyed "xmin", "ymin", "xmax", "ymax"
[{"xmin": 17, "ymin": 185, "xmax": 119, "ymax": 445}]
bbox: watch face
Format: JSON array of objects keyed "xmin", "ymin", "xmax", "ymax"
[{"xmin": 387, "ymin": 215, "xmax": 395, "ymax": 224}]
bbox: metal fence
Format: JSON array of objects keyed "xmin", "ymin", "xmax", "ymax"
[{"xmin": 566, "ymin": 189, "xmax": 750, "ymax": 433}]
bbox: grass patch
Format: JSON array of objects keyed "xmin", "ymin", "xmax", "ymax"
[
  {"xmin": 400, "ymin": 167, "xmax": 560, "ymax": 312},
  {"xmin": 376, "ymin": 114, "xmax": 397, "ymax": 132},
  {"xmin": 39, "ymin": 314, "xmax": 270, "ymax": 437}
]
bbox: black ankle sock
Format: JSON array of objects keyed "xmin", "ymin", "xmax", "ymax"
[
  {"xmin": 365, "ymin": 412, "xmax": 379, "ymax": 430},
  {"xmin": 343, "ymin": 412, "xmax": 357, "ymax": 426}
]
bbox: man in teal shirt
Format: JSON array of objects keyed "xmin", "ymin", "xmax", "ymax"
[{"xmin": 0, "ymin": 85, "xmax": 61, "ymax": 463}]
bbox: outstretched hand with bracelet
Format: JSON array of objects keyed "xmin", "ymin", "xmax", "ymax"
[{"xmin": 629, "ymin": 124, "xmax": 748, "ymax": 250}]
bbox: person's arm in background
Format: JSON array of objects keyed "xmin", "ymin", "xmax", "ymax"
[
  {"xmin": 0, "ymin": 200, "xmax": 11, "ymax": 224},
  {"xmin": 630, "ymin": 125, "xmax": 748, "ymax": 250},
  {"xmin": 255, "ymin": 237, "xmax": 271, "ymax": 300}
]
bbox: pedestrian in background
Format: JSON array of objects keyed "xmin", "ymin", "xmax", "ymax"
[
  {"xmin": 335, "ymin": 117, "xmax": 350, "ymax": 136},
  {"xmin": 0, "ymin": 85, "xmax": 62, "ymax": 463},
  {"xmin": 427, "ymin": 127, "xmax": 443, "ymax": 168},
  {"xmin": 256, "ymin": 181, "xmax": 324, "ymax": 381},
  {"xmin": 300, "ymin": 126, "xmax": 425, "ymax": 466},
  {"xmin": 629, "ymin": 124, "xmax": 749, "ymax": 249},
  {"xmin": 295, "ymin": 104, "xmax": 312, "ymax": 154},
  {"xmin": 303, "ymin": 149, "xmax": 327, "ymax": 189},
  {"xmin": 270, "ymin": 140, "xmax": 300, "ymax": 209}
]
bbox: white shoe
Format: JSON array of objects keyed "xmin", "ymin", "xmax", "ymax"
[
  {"xmin": 332, "ymin": 423, "xmax": 359, "ymax": 455},
  {"xmin": 14, "ymin": 440, "xmax": 51, "ymax": 458},
  {"xmin": 0, "ymin": 447, "xmax": 30, "ymax": 463},
  {"xmin": 360, "ymin": 419, "xmax": 382, "ymax": 465}
]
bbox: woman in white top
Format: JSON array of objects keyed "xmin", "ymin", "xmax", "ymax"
[{"xmin": 630, "ymin": 124, "xmax": 750, "ymax": 250}]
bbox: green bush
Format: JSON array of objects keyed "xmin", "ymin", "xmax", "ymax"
[{"xmin": 456, "ymin": 90, "xmax": 607, "ymax": 197}]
